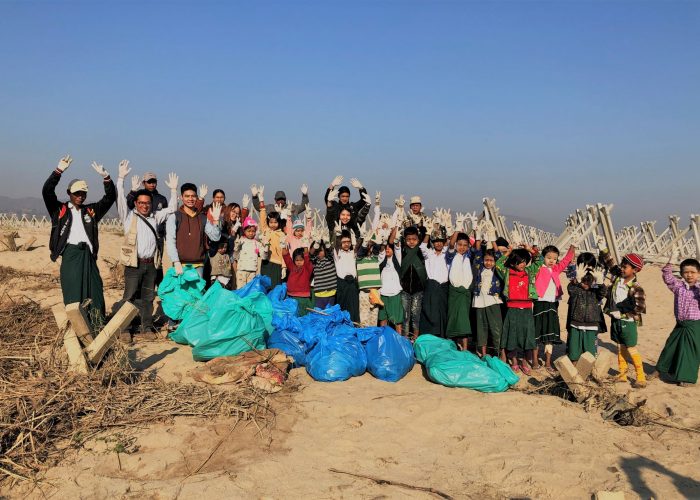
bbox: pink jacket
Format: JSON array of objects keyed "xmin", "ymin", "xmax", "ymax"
[
  {"xmin": 284, "ymin": 217, "xmax": 312, "ymax": 254},
  {"xmin": 535, "ymin": 247, "xmax": 574, "ymax": 300}
]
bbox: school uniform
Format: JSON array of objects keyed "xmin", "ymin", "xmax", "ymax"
[
  {"xmin": 399, "ymin": 245, "xmax": 427, "ymax": 335},
  {"xmin": 472, "ymin": 249, "xmax": 504, "ymax": 353},
  {"xmin": 378, "ymin": 246, "xmax": 404, "ymax": 326},
  {"xmin": 445, "ymin": 250, "xmax": 474, "ymax": 339},
  {"xmin": 418, "ymin": 243, "xmax": 449, "ymax": 337},
  {"xmin": 566, "ymin": 281, "xmax": 607, "ymax": 361},
  {"xmin": 533, "ymin": 247, "xmax": 574, "ymax": 345},
  {"xmin": 334, "ymin": 247, "xmax": 360, "ymax": 323}
]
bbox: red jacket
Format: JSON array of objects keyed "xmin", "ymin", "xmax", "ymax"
[{"xmin": 283, "ymin": 253, "xmax": 313, "ymax": 297}]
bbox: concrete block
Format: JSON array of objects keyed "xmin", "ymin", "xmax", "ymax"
[
  {"xmin": 65, "ymin": 302, "xmax": 94, "ymax": 345},
  {"xmin": 85, "ymin": 302, "xmax": 138, "ymax": 365},
  {"xmin": 554, "ymin": 355, "xmax": 590, "ymax": 402},
  {"xmin": 576, "ymin": 351, "xmax": 596, "ymax": 381},
  {"xmin": 592, "ymin": 348, "xmax": 616, "ymax": 383}
]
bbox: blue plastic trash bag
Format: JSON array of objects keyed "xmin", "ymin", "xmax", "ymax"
[
  {"xmin": 157, "ymin": 265, "xmax": 206, "ymax": 321},
  {"xmin": 359, "ymin": 327, "xmax": 415, "ymax": 382},
  {"xmin": 305, "ymin": 328, "xmax": 367, "ymax": 382},
  {"xmin": 169, "ymin": 281, "xmax": 223, "ymax": 345},
  {"xmin": 413, "ymin": 335, "xmax": 510, "ymax": 392},
  {"xmin": 484, "ymin": 355, "xmax": 520, "ymax": 386},
  {"xmin": 233, "ymin": 274, "xmax": 271, "ymax": 298},
  {"xmin": 267, "ymin": 284, "xmax": 299, "ymax": 322},
  {"xmin": 268, "ymin": 328, "xmax": 307, "ymax": 367}
]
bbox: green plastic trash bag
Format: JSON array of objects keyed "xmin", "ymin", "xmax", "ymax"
[
  {"xmin": 413, "ymin": 335, "xmax": 510, "ymax": 393},
  {"xmin": 157, "ymin": 265, "xmax": 206, "ymax": 321},
  {"xmin": 484, "ymin": 355, "xmax": 519, "ymax": 386},
  {"xmin": 169, "ymin": 282, "xmax": 223, "ymax": 345}
]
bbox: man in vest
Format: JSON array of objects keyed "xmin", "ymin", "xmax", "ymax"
[
  {"xmin": 116, "ymin": 160, "xmax": 178, "ymax": 339},
  {"xmin": 42, "ymin": 155, "xmax": 117, "ymax": 330},
  {"xmin": 165, "ymin": 182, "xmax": 222, "ymax": 329}
]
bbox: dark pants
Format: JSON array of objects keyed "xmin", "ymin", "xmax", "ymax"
[
  {"xmin": 401, "ymin": 290, "xmax": 423, "ymax": 335},
  {"xmin": 315, "ymin": 295, "xmax": 336, "ymax": 310},
  {"xmin": 122, "ymin": 260, "xmax": 157, "ymax": 331}
]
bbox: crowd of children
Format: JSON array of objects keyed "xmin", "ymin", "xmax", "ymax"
[{"xmin": 173, "ymin": 175, "xmax": 700, "ymax": 388}]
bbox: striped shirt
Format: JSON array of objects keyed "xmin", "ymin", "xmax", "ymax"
[
  {"xmin": 311, "ymin": 255, "xmax": 337, "ymax": 293},
  {"xmin": 357, "ymin": 256, "xmax": 382, "ymax": 290},
  {"xmin": 663, "ymin": 264, "xmax": 700, "ymax": 321}
]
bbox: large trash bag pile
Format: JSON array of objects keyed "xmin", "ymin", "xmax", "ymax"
[
  {"xmin": 158, "ymin": 265, "xmax": 207, "ymax": 321},
  {"xmin": 168, "ymin": 276, "xmax": 274, "ymax": 361},
  {"xmin": 268, "ymin": 305, "xmax": 415, "ymax": 383},
  {"xmin": 413, "ymin": 335, "xmax": 518, "ymax": 392}
]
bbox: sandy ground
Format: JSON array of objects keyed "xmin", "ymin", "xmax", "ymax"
[{"xmin": 1, "ymin": 229, "xmax": 699, "ymax": 499}]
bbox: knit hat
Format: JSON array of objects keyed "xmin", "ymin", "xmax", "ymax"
[
  {"xmin": 142, "ymin": 172, "xmax": 157, "ymax": 182},
  {"xmin": 338, "ymin": 186, "xmax": 351, "ymax": 195},
  {"xmin": 242, "ymin": 216, "xmax": 258, "ymax": 229},
  {"xmin": 292, "ymin": 218, "xmax": 304, "ymax": 230},
  {"xmin": 68, "ymin": 179, "xmax": 88, "ymax": 194},
  {"xmin": 274, "ymin": 190, "xmax": 286, "ymax": 201},
  {"xmin": 623, "ymin": 253, "xmax": 644, "ymax": 271},
  {"xmin": 410, "ymin": 196, "xmax": 422, "ymax": 205}
]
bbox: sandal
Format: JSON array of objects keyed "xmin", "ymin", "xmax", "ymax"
[
  {"xmin": 520, "ymin": 364, "xmax": 531, "ymax": 375},
  {"xmin": 546, "ymin": 366, "xmax": 557, "ymax": 376},
  {"xmin": 512, "ymin": 365, "xmax": 521, "ymax": 373}
]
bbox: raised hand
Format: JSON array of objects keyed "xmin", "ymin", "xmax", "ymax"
[
  {"xmin": 350, "ymin": 177, "xmax": 363, "ymax": 189},
  {"xmin": 56, "ymin": 154, "xmax": 72, "ymax": 173},
  {"xmin": 395, "ymin": 195, "xmax": 405, "ymax": 209},
  {"xmin": 199, "ymin": 184, "xmax": 208, "ymax": 199},
  {"xmin": 334, "ymin": 220, "xmax": 342, "ymax": 235},
  {"xmin": 165, "ymin": 172, "xmax": 179, "ymax": 191},
  {"xmin": 258, "ymin": 185, "xmax": 265, "ymax": 201},
  {"xmin": 328, "ymin": 187, "xmax": 339, "ymax": 202},
  {"xmin": 361, "ymin": 191, "xmax": 371, "ymax": 204},
  {"xmin": 118, "ymin": 159, "xmax": 131, "ymax": 179},
  {"xmin": 595, "ymin": 235, "xmax": 606, "ymax": 252},
  {"xmin": 331, "ymin": 175, "xmax": 344, "ymax": 188},
  {"xmin": 210, "ymin": 201, "xmax": 223, "ymax": 222},
  {"xmin": 241, "ymin": 194, "xmax": 250, "ymax": 209},
  {"xmin": 130, "ymin": 175, "xmax": 141, "ymax": 192},
  {"xmin": 300, "ymin": 183, "xmax": 309, "ymax": 195},
  {"xmin": 375, "ymin": 191, "xmax": 381, "ymax": 206},
  {"xmin": 575, "ymin": 263, "xmax": 588, "ymax": 282},
  {"xmin": 592, "ymin": 267, "xmax": 605, "ymax": 284},
  {"xmin": 91, "ymin": 161, "xmax": 109, "ymax": 178},
  {"xmin": 250, "ymin": 184, "xmax": 259, "ymax": 197},
  {"xmin": 306, "ymin": 204, "xmax": 313, "ymax": 220}
]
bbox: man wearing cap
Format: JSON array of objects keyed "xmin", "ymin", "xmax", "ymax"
[
  {"xmin": 405, "ymin": 195, "xmax": 429, "ymax": 236},
  {"xmin": 116, "ymin": 160, "xmax": 179, "ymax": 340},
  {"xmin": 251, "ymin": 184, "xmax": 309, "ymax": 221},
  {"xmin": 126, "ymin": 171, "xmax": 169, "ymax": 214},
  {"xmin": 42, "ymin": 155, "xmax": 117, "ymax": 330}
]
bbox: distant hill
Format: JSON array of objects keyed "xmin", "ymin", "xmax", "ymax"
[{"xmin": 0, "ymin": 196, "xmax": 118, "ymax": 218}]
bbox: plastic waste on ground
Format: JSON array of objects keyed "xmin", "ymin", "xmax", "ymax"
[
  {"xmin": 157, "ymin": 265, "xmax": 206, "ymax": 321},
  {"xmin": 414, "ymin": 334, "xmax": 517, "ymax": 392},
  {"xmin": 358, "ymin": 326, "xmax": 415, "ymax": 382}
]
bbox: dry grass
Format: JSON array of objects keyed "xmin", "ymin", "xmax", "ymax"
[{"xmin": 0, "ymin": 297, "xmax": 275, "ymax": 486}]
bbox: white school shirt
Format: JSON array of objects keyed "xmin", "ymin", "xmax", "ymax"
[
  {"xmin": 614, "ymin": 279, "xmax": 634, "ymax": 322},
  {"xmin": 334, "ymin": 249, "xmax": 357, "ymax": 278},
  {"xmin": 420, "ymin": 243, "xmax": 449, "ymax": 283},
  {"xmin": 448, "ymin": 251, "xmax": 473, "ymax": 289},
  {"xmin": 378, "ymin": 247, "xmax": 402, "ymax": 297},
  {"xmin": 473, "ymin": 268, "xmax": 503, "ymax": 308},
  {"xmin": 66, "ymin": 203, "xmax": 93, "ymax": 252}
]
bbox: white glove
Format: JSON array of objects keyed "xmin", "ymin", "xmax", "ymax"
[
  {"xmin": 485, "ymin": 221, "xmax": 497, "ymax": 243},
  {"xmin": 210, "ymin": 201, "xmax": 222, "ymax": 222},
  {"xmin": 570, "ymin": 235, "xmax": 581, "ymax": 249},
  {"xmin": 118, "ymin": 159, "xmax": 131, "ymax": 179},
  {"xmin": 250, "ymin": 184, "xmax": 259, "ymax": 197},
  {"xmin": 334, "ymin": 221, "xmax": 342, "ymax": 235},
  {"xmin": 130, "ymin": 175, "xmax": 141, "ymax": 192},
  {"xmin": 350, "ymin": 177, "xmax": 363, "ymax": 189},
  {"xmin": 669, "ymin": 248, "xmax": 680, "ymax": 264},
  {"xmin": 91, "ymin": 161, "xmax": 109, "ymax": 178},
  {"xmin": 174, "ymin": 262, "xmax": 184, "ymax": 275},
  {"xmin": 300, "ymin": 183, "xmax": 308, "ymax": 195},
  {"xmin": 443, "ymin": 209, "xmax": 453, "ymax": 233},
  {"xmin": 257, "ymin": 185, "xmax": 265, "ymax": 201},
  {"xmin": 375, "ymin": 191, "xmax": 381, "ymax": 206},
  {"xmin": 199, "ymin": 184, "xmax": 208, "ymax": 199},
  {"xmin": 596, "ymin": 235, "xmax": 606, "ymax": 252},
  {"xmin": 395, "ymin": 195, "xmax": 405, "ymax": 209},
  {"xmin": 592, "ymin": 268, "xmax": 605, "ymax": 284},
  {"xmin": 56, "ymin": 154, "xmax": 72, "ymax": 173},
  {"xmin": 328, "ymin": 188, "xmax": 339, "ymax": 202},
  {"xmin": 610, "ymin": 310, "xmax": 622, "ymax": 320},
  {"xmin": 305, "ymin": 204, "xmax": 313, "ymax": 220},
  {"xmin": 331, "ymin": 175, "xmax": 344, "ymax": 188},
  {"xmin": 455, "ymin": 213, "xmax": 465, "ymax": 232},
  {"xmin": 361, "ymin": 191, "xmax": 371, "ymax": 204},
  {"xmin": 260, "ymin": 232, "xmax": 270, "ymax": 246},
  {"xmin": 279, "ymin": 234, "xmax": 287, "ymax": 248},
  {"xmin": 165, "ymin": 172, "xmax": 178, "ymax": 191},
  {"xmin": 575, "ymin": 264, "xmax": 588, "ymax": 282},
  {"xmin": 313, "ymin": 241, "xmax": 321, "ymax": 250},
  {"xmin": 241, "ymin": 194, "xmax": 250, "ymax": 209}
]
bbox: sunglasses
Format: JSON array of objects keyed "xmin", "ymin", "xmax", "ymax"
[{"xmin": 144, "ymin": 179, "xmax": 157, "ymax": 184}]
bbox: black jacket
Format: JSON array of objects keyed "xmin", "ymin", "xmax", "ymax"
[
  {"xmin": 324, "ymin": 187, "xmax": 370, "ymax": 244},
  {"xmin": 42, "ymin": 170, "xmax": 116, "ymax": 261},
  {"xmin": 567, "ymin": 281, "xmax": 607, "ymax": 328}
]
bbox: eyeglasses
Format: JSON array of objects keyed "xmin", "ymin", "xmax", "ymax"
[{"xmin": 136, "ymin": 201, "xmax": 152, "ymax": 206}]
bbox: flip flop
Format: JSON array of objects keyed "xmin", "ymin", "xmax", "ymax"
[{"xmin": 520, "ymin": 364, "xmax": 531, "ymax": 375}]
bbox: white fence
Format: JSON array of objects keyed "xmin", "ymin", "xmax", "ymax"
[{"xmin": 0, "ymin": 213, "xmax": 124, "ymax": 233}]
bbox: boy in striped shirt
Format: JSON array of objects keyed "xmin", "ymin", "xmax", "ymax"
[{"xmin": 357, "ymin": 235, "xmax": 384, "ymax": 326}]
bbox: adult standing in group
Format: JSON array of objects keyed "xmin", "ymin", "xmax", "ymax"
[
  {"xmin": 324, "ymin": 175, "xmax": 370, "ymax": 244},
  {"xmin": 251, "ymin": 184, "xmax": 309, "ymax": 223},
  {"xmin": 42, "ymin": 155, "xmax": 117, "ymax": 330},
  {"xmin": 125, "ymin": 171, "xmax": 169, "ymax": 213},
  {"xmin": 116, "ymin": 160, "xmax": 178, "ymax": 339}
]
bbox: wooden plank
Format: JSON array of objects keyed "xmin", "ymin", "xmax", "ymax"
[
  {"xmin": 52, "ymin": 304, "xmax": 89, "ymax": 374},
  {"xmin": 85, "ymin": 302, "xmax": 138, "ymax": 365},
  {"xmin": 65, "ymin": 302, "xmax": 94, "ymax": 345},
  {"xmin": 20, "ymin": 236, "xmax": 36, "ymax": 251}
]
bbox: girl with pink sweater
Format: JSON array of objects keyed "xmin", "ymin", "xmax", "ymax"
[
  {"xmin": 284, "ymin": 208, "xmax": 313, "ymax": 254},
  {"xmin": 533, "ymin": 244, "xmax": 575, "ymax": 372}
]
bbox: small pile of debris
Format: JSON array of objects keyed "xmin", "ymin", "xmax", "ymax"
[{"xmin": 191, "ymin": 349, "xmax": 293, "ymax": 393}]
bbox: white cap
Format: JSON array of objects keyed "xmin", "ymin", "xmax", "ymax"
[{"xmin": 410, "ymin": 196, "xmax": 422, "ymax": 205}]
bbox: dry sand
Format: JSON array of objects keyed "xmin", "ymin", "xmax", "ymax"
[{"xmin": 1, "ymin": 229, "xmax": 699, "ymax": 499}]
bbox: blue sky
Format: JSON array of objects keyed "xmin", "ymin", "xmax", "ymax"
[{"xmin": 0, "ymin": 1, "xmax": 698, "ymax": 230}]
